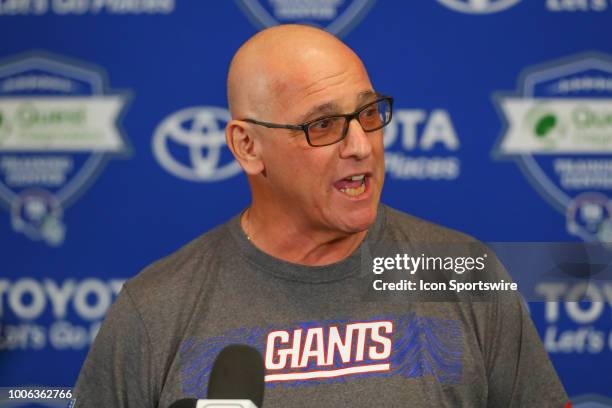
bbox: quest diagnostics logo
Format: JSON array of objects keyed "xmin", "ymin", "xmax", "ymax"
[
  {"xmin": 436, "ymin": 0, "xmax": 522, "ymax": 14},
  {"xmin": 236, "ymin": 0, "xmax": 376, "ymax": 37},
  {"xmin": 0, "ymin": 52, "xmax": 130, "ymax": 246},
  {"xmin": 152, "ymin": 107, "xmax": 242, "ymax": 182},
  {"xmin": 493, "ymin": 52, "xmax": 612, "ymax": 243}
]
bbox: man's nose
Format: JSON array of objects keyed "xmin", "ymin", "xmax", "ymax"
[{"xmin": 338, "ymin": 118, "xmax": 373, "ymax": 160}]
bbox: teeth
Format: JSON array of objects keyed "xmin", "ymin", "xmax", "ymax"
[
  {"xmin": 340, "ymin": 183, "xmax": 366, "ymax": 197},
  {"xmin": 349, "ymin": 175, "xmax": 365, "ymax": 181}
]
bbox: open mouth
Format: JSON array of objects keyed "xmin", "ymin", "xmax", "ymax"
[{"xmin": 333, "ymin": 174, "xmax": 368, "ymax": 197}]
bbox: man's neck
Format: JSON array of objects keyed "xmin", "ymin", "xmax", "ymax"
[{"xmin": 241, "ymin": 206, "xmax": 368, "ymax": 266}]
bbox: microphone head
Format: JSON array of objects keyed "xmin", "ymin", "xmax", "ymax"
[
  {"xmin": 168, "ymin": 398, "xmax": 198, "ymax": 408},
  {"xmin": 207, "ymin": 344, "xmax": 265, "ymax": 407}
]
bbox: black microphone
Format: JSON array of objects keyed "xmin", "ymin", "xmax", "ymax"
[
  {"xmin": 168, "ymin": 399, "xmax": 198, "ymax": 408},
  {"xmin": 168, "ymin": 344, "xmax": 265, "ymax": 408},
  {"xmin": 208, "ymin": 344, "xmax": 265, "ymax": 406}
]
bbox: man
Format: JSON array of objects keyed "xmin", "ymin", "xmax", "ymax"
[{"xmin": 74, "ymin": 25, "xmax": 568, "ymax": 407}]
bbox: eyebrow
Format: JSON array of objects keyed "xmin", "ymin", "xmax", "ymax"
[
  {"xmin": 357, "ymin": 89, "xmax": 378, "ymax": 103},
  {"xmin": 297, "ymin": 89, "xmax": 378, "ymax": 123}
]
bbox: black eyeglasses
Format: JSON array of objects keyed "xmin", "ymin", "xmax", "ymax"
[{"xmin": 241, "ymin": 96, "xmax": 393, "ymax": 147}]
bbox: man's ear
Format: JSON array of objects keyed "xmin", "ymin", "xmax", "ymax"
[{"xmin": 225, "ymin": 120, "xmax": 265, "ymax": 175}]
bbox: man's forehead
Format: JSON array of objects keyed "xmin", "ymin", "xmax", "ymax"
[
  {"xmin": 228, "ymin": 24, "xmax": 371, "ymax": 119},
  {"xmin": 297, "ymin": 90, "xmax": 378, "ymax": 122}
]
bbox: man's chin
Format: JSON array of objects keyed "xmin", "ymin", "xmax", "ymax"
[{"xmin": 336, "ymin": 204, "xmax": 379, "ymax": 234}]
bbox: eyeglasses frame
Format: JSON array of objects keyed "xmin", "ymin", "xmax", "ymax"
[{"xmin": 240, "ymin": 95, "xmax": 394, "ymax": 147}]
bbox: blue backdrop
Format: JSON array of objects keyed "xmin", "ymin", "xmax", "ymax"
[{"xmin": 1, "ymin": 1, "xmax": 611, "ymax": 406}]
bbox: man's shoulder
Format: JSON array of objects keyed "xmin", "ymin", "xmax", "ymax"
[
  {"xmin": 121, "ymin": 218, "xmax": 234, "ymax": 312},
  {"xmin": 380, "ymin": 204, "xmax": 477, "ymax": 244}
]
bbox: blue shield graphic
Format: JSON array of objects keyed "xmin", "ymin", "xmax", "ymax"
[
  {"xmin": 0, "ymin": 52, "xmax": 130, "ymax": 246},
  {"xmin": 493, "ymin": 53, "xmax": 612, "ymax": 242},
  {"xmin": 236, "ymin": 0, "xmax": 377, "ymax": 36}
]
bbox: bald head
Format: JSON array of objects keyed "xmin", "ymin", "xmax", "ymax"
[
  {"xmin": 227, "ymin": 25, "xmax": 368, "ymax": 119},
  {"xmin": 224, "ymin": 25, "xmax": 385, "ymax": 256}
]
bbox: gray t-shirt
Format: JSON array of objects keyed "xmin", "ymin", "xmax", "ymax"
[{"xmin": 74, "ymin": 205, "xmax": 568, "ymax": 407}]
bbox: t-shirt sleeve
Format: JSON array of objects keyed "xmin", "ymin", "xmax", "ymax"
[
  {"xmin": 73, "ymin": 285, "xmax": 157, "ymax": 408},
  {"xmin": 484, "ymin": 290, "xmax": 569, "ymax": 408}
]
